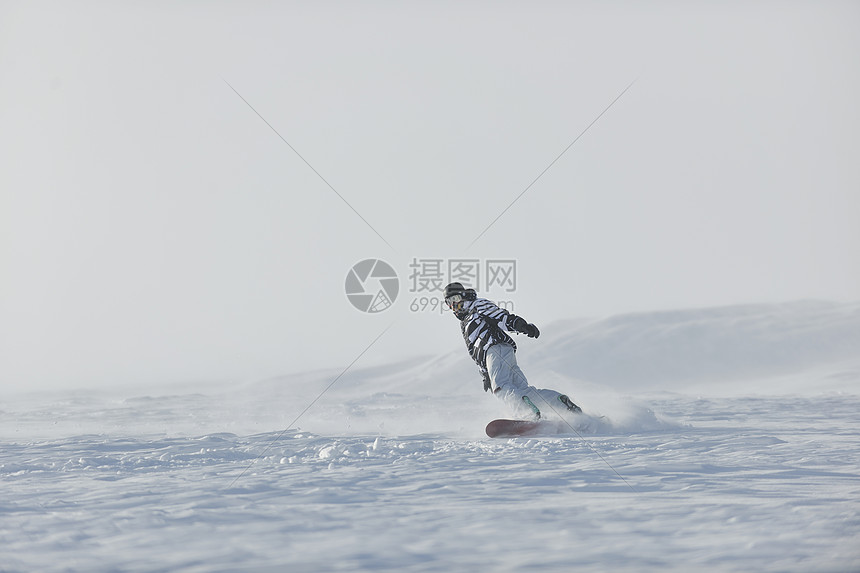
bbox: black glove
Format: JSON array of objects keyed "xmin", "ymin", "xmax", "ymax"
[
  {"xmin": 509, "ymin": 315, "xmax": 541, "ymax": 339},
  {"xmin": 482, "ymin": 371, "xmax": 492, "ymax": 392}
]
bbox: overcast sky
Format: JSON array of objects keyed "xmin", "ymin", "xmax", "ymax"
[{"xmin": 1, "ymin": 1, "xmax": 858, "ymax": 393}]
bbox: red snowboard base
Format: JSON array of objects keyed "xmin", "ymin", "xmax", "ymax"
[
  {"xmin": 486, "ymin": 414, "xmax": 604, "ymax": 438},
  {"xmin": 485, "ymin": 419, "xmax": 544, "ymax": 438}
]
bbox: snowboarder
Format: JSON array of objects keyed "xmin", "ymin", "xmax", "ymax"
[{"xmin": 443, "ymin": 282, "xmax": 582, "ymax": 420}]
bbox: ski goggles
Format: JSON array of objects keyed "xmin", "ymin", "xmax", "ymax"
[{"xmin": 445, "ymin": 293, "xmax": 466, "ymax": 312}]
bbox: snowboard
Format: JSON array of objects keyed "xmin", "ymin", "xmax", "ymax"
[
  {"xmin": 486, "ymin": 415, "xmax": 605, "ymax": 438},
  {"xmin": 486, "ymin": 419, "xmax": 550, "ymax": 438}
]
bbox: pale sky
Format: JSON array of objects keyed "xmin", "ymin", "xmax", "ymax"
[{"xmin": 1, "ymin": 1, "xmax": 858, "ymax": 392}]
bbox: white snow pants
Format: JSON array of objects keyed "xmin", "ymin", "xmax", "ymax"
[{"xmin": 485, "ymin": 343, "xmax": 565, "ymax": 419}]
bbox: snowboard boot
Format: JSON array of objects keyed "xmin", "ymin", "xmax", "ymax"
[
  {"xmin": 558, "ymin": 395, "xmax": 582, "ymax": 413},
  {"xmin": 522, "ymin": 396, "xmax": 541, "ymax": 420}
]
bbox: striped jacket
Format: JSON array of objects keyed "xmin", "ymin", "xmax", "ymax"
[{"xmin": 458, "ymin": 297, "xmax": 518, "ymax": 375}]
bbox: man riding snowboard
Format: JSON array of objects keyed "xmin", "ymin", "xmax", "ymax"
[{"xmin": 444, "ymin": 282, "xmax": 581, "ymax": 419}]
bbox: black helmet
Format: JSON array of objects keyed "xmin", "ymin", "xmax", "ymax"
[
  {"xmin": 444, "ymin": 282, "xmax": 476, "ymax": 316},
  {"xmin": 444, "ymin": 282, "xmax": 465, "ymax": 299}
]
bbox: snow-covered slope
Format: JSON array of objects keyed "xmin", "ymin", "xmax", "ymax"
[
  {"xmin": 529, "ymin": 299, "xmax": 860, "ymax": 392},
  {"xmin": 2, "ymin": 301, "xmax": 859, "ymax": 572},
  {"xmin": 6, "ymin": 301, "xmax": 857, "ymax": 440}
]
